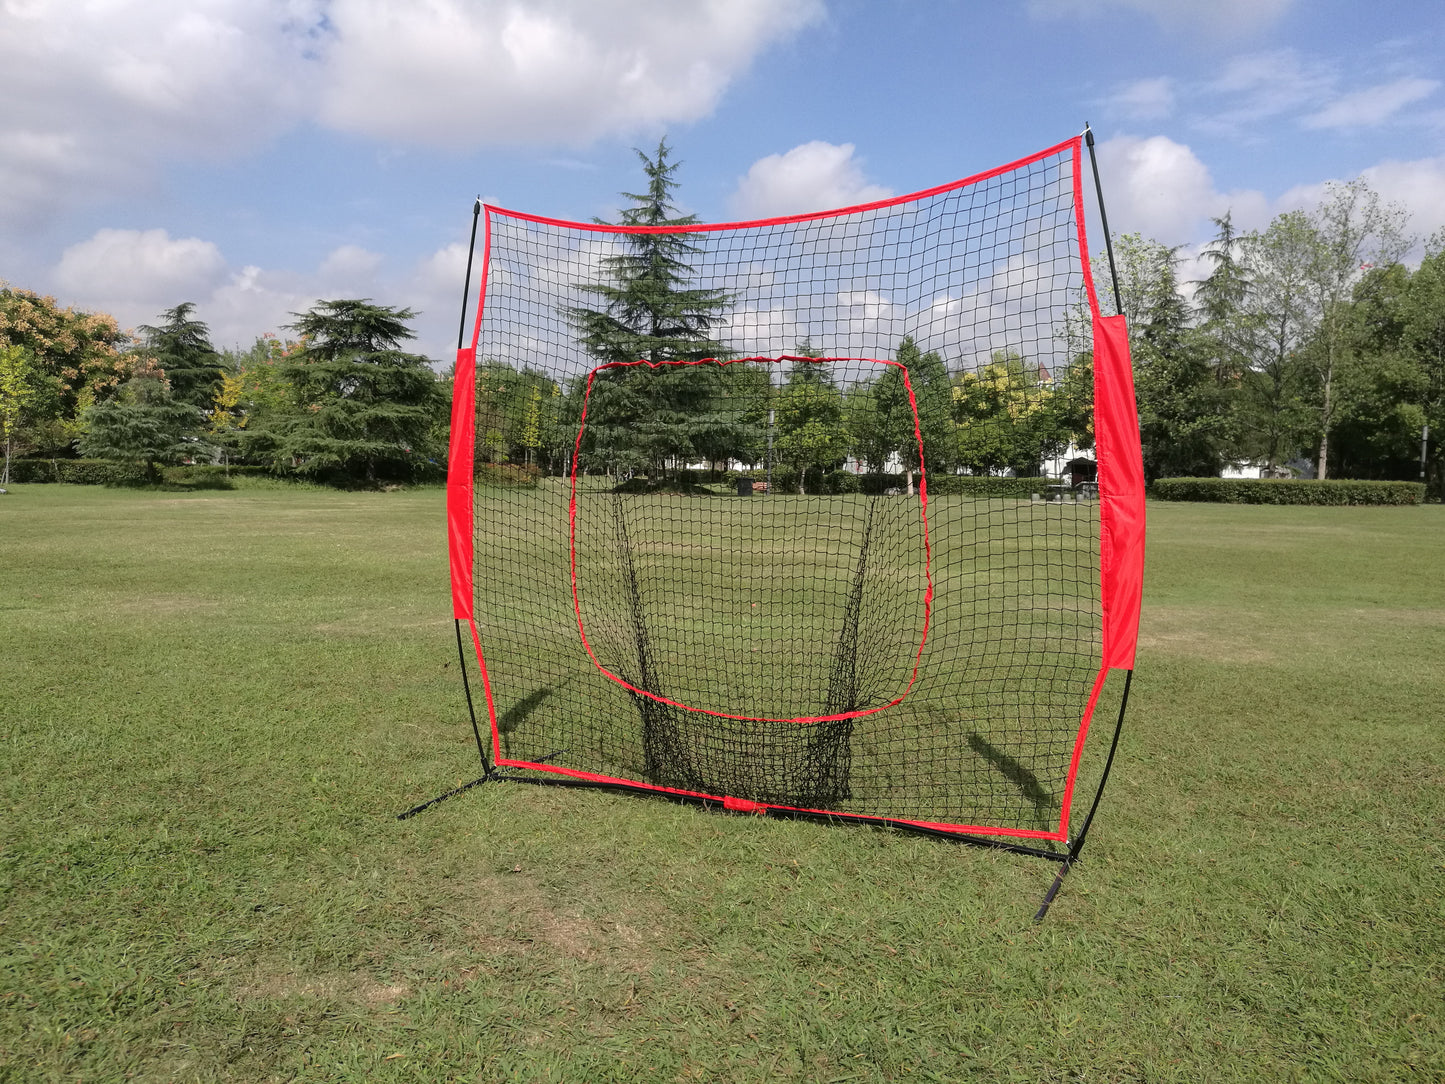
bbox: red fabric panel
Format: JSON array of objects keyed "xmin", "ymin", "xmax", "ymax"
[
  {"xmin": 446, "ymin": 347, "xmax": 477, "ymax": 620},
  {"xmin": 1094, "ymin": 314, "xmax": 1145, "ymax": 669}
]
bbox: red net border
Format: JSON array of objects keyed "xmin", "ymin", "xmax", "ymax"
[{"xmin": 445, "ymin": 133, "xmax": 1146, "ymax": 844}]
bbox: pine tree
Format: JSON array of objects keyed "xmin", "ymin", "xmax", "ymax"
[
  {"xmin": 247, "ymin": 300, "xmax": 444, "ymax": 485},
  {"xmin": 78, "ymin": 360, "xmax": 208, "ymax": 483},
  {"xmin": 137, "ymin": 302, "xmax": 224, "ymax": 411},
  {"xmin": 568, "ymin": 140, "xmax": 737, "ymax": 482}
]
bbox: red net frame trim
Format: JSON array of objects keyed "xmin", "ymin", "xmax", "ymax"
[
  {"xmin": 567, "ymin": 354, "xmax": 935, "ymax": 726},
  {"xmin": 445, "ymin": 133, "xmax": 1147, "ymax": 844}
]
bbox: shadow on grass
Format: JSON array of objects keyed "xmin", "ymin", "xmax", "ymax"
[{"xmin": 967, "ymin": 732, "xmax": 1059, "ymax": 819}]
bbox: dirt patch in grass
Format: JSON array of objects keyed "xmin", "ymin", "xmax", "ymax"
[
  {"xmin": 236, "ymin": 968, "xmax": 412, "ymax": 1007},
  {"xmin": 1137, "ymin": 605, "xmax": 1279, "ymax": 664},
  {"xmin": 455, "ymin": 868, "xmax": 658, "ymax": 973}
]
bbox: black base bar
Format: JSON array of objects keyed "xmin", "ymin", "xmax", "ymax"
[{"xmin": 396, "ymin": 774, "xmax": 492, "ymax": 821}]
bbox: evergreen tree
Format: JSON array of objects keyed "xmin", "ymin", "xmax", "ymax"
[
  {"xmin": 1193, "ymin": 213, "xmax": 1253, "ymax": 387},
  {"xmin": 568, "ymin": 140, "xmax": 737, "ymax": 481},
  {"xmin": 246, "ymin": 300, "xmax": 445, "ymax": 485},
  {"xmin": 137, "ymin": 302, "xmax": 224, "ymax": 411},
  {"xmin": 78, "ymin": 360, "xmax": 209, "ymax": 482},
  {"xmin": 1126, "ymin": 241, "xmax": 1233, "ymax": 481}
]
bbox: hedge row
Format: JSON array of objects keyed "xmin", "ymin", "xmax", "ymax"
[
  {"xmin": 4, "ymin": 459, "xmax": 279, "ymax": 487},
  {"xmin": 1152, "ymin": 477, "xmax": 1426, "ymax": 506}
]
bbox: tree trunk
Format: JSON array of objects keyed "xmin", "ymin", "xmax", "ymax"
[{"xmin": 1317, "ymin": 356, "xmax": 1334, "ymax": 480}]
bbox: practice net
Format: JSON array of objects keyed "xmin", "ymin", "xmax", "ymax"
[{"xmin": 447, "ymin": 134, "xmax": 1144, "ymax": 844}]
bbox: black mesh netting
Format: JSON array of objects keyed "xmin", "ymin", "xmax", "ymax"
[{"xmin": 464, "ymin": 140, "xmax": 1107, "ymax": 839}]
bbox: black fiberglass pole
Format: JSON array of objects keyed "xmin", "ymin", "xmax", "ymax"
[
  {"xmin": 454, "ymin": 196, "xmax": 490, "ymax": 780},
  {"xmin": 1084, "ymin": 124, "xmax": 1124, "ymax": 317}
]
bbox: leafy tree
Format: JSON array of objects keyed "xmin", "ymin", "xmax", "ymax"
[
  {"xmin": 77, "ymin": 360, "xmax": 209, "ymax": 483},
  {"xmin": 246, "ymin": 300, "xmax": 445, "ymax": 485},
  {"xmin": 1400, "ymin": 244, "xmax": 1445, "ymax": 499},
  {"xmin": 567, "ymin": 140, "xmax": 737, "ymax": 480},
  {"xmin": 0, "ymin": 285, "xmax": 130, "ymax": 447},
  {"xmin": 773, "ymin": 361, "xmax": 846, "ymax": 492},
  {"xmin": 207, "ymin": 369, "xmax": 248, "ymax": 472},
  {"xmin": 869, "ymin": 336, "xmax": 951, "ymax": 494},
  {"xmin": 137, "ymin": 302, "xmax": 224, "ymax": 411},
  {"xmin": 0, "ymin": 343, "xmax": 36, "ymax": 484},
  {"xmin": 475, "ymin": 361, "xmax": 559, "ymax": 467},
  {"xmin": 1236, "ymin": 211, "xmax": 1319, "ymax": 472},
  {"xmin": 1301, "ymin": 179, "xmax": 1410, "ymax": 478},
  {"xmin": 952, "ymin": 350, "xmax": 1062, "ymax": 475}
]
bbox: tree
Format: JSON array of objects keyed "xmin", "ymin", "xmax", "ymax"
[
  {"xmin": 137, "ymin": 302, "xmax": 224, "ymax": 411},
  {"xmin": 1236, "ymin": 212, "xmax": 1319, "ymax": 472},
  {"xmin": 568, "ymin": 139, "xmax": 737, "ymax": 481},
  {"xmin": 1401, "ymin": 244, "xmax": 1445, "ymax": 499},
  {"xmin": 0, "ymin": 285, "xmax": 130, "ymax": 450},
  {"xmin": 1124, "ymin": 238, "xmax": 1233, "ymax": 481},
  {"xmin": 868, "ymin": 336, "xmax": 952, "ymax": 494},
  {"xmin": 246, "ymin": 300, "xmax": 446, "ymax": 485},
  {"xmin": 77, "ymin": 359, "xmax": 209, "ymax": 483},
  {"xmin": 952, "ymin": 350, "xmax": 1062, "ymax": 475},
  {"xmin": 1193, "ymin": 212, "xmax": 1252, "ymax": 387},
  {"xmin": 0, "ymin": 344, "xmax": 36, "ymax": 484},
  {"xmin": 773, "ymin": 360, "xmax": 846, "ymax": 493},
  {"xmin": 1302, "ymin": 179, "xmax": 1410, "ymax": 479}
]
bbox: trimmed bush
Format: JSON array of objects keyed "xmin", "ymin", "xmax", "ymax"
[
  {"xmin": 926, "ymin": 475, "xmax": 1053, "ymax": 499},
  {"xmin": 476, "ymin": 462, "xmax": 541, "ymax": 488},
  {"xmin": 1152, "ymin": 477, "xmax": 1426, "ymax": 506},
  {"xmin": 5, "ymin": 458, "xmax": 149, "ymax": 485}
]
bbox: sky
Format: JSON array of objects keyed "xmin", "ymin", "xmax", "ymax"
[{"xmin": 3, "ymin": 0, "xmax": 1444, "ymax": 365}]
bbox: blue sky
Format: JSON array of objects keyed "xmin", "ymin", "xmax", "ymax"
[{"xmin": 3, "ymin": 0, "xmax": 1443, "ymax": 363}]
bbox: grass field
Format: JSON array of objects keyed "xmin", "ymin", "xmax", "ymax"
[{"xmin": 1, "ymin": 483, "xmax": 1441, "ymax": 1082}]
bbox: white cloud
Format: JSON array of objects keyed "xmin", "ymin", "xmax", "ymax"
[
  {"xmin": 728, "ymin": 142, "xmax": 893, "ymax": 220},
  {"xmin": 1093, "ymin": 135, "xmax": 1228, "ymax": 244},
  {"xmin": 318, "ymin": 244, "xmax": 384, "ymax": 285},
  {"xmin": 0, "ymin": 0, "xmax": 822, "ymax": 225},
  {"xmin": 316, "ymin": 0, "xmax": 825, "ymax": 147},
  {"xmin": 0, "ymin": 0, "xmax": 322, "ymax": 226},
  {"xmin": 1303, "ymin": 77, "xmax": 1441, "ymax": 130},
  {"xmin": 1029, "ymin": 0, "xmax": 1295, "ymax": 35},
  {"xmin": 1110, "ymin": 77, "xmax": 1176, "ymax": 121},
  {"xmin": 54, "ymin": 229, "xmax": 230, "ymax": 312}
]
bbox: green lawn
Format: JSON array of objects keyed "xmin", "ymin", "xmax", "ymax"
[{"xmin": 1, "ymin": 484, "xmax": 1441, "ymax": 1082}]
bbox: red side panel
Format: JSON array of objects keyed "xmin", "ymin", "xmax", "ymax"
[
  {"xmin": 1094, "ymin": 313, "xmax": 1145, "ymax": 669},
  {"xmin": 447, "ymin": 347, "xmax": 477, "ymax": 620}
]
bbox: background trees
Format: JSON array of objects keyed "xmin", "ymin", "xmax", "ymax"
[
  {"xmin": 77, "ymin": 359, "xmax": 208, "ymax": 483},
  {"xmin": 244, "ymin": 300, "xmax": 446, "ymax": 484},
  {"xmin": 569, "ymin": 140, "xmax": 742, "ymax": 482}
]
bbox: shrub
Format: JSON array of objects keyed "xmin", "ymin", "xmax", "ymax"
[
  {"xmin": 926, "ymin": 475, "xmax": 1053, "ymax": 499},
  {"xmin": 476, "ymin": 463, "xmax": 541, "ymax": 488},
  {"xmin": 5, "ymin": 458, "xmax": 149, "ymax": 485},
  {"xmin": 1151, "ymin": 477, "xmax": 1426, "ymax": 506}
]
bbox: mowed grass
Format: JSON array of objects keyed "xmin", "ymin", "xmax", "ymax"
[{"xmin": 1, "ymin": 483, "xmax": 1441, "ymax": 1082}]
